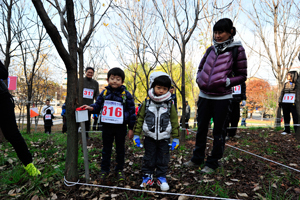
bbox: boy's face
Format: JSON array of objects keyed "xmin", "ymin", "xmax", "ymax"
[
  {"xmin": 107, "ymin": 75, "xmax": 123, "ymax": 89},
  {"xmin": 154, "ymin": 85, "xmax": 169, "ymax": 96}
]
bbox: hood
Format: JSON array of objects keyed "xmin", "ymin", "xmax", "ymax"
[{"xmin": 149, "ymin": 71, "xmax": 172, "ymax": 88}]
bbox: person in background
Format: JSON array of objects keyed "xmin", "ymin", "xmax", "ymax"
[
  {"xmin": 41, "ymin": 99, "xmax": 55, "ymax": 117},
  {"xmin": 180, "ymin": 101, "xmax": 191, "ymax": 129},
  {"xmin": 44, "ymin": 109, "xmax": 54, "ymax": 134},
  {"xmin": 226, "ymin": 82, "xmax": 246, "ymax": 140},
  {"xmin": 92, "ymin": 114, "xmax": 100, "ymax": 131},
  {"xmin": 133, "ymin": 71, "xmax": 180, "ymax": 192},
  {"xmin": 0, "ymin": 60, "xmax": 41, "ymax": 176},
  {"xmin": 278, "ymin": 71, "xmax": 298, "ymax": 135},
  {"xmin": 183, "ymin": 18, "xmax": 247, "ymax": 173},
  {"xmin": 169, "ymin": 86, "xmax": 177, "ymax": 111},
  {"xmin": 241, "ymin": 102, "xmax": 248, "ymax": 127},
  {"xmin": 135, "ymin": 104, "xmax": 141, "ymax": 116},
  {"xmin": 79, "ymin": 67, "xmax": 99, "ymax": 139},
  {"xmin": 61, "ymin": 102, "xmax": 67, "ymax": 133}
]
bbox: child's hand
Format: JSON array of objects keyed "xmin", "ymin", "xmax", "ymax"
[
  {"xmin": 80, "ymin": 105, "xmax": 94, "ymax": 111},
  {"xmin": 128, "ymin": 130, "xmax": 134, "ymax": 139},
  {"xmin": 171, "ymin": 138, "xmax": 179, "ymax": 150},
  {"xmin": 133, "ymin": 135, "xmax": 142, "ymax": 148}
]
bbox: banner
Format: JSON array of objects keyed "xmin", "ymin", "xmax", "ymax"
[{"xmin": 8, "ymin": 76, "xmax": 17, "ymax": 90}]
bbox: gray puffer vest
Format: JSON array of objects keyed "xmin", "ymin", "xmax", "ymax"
[{"xmin": 143, "ymin": 100, "xmax": 172, "ymax": 140}]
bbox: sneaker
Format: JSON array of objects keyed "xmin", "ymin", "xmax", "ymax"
[
  {"xmin": 157, "ymin": 177, "xmax": 169, "ymax": 191},
  {"xmin": 99, "ymin": 172, "xmax": 108, "ymax": 184},
  {"xmin": 281, "ymin": 132, "xmax": 288, "ymax": 135},
  {"xmin": 200, "ymin": 166, "xmax": 215, "ymax": 174},
  {"xmin": 183, "ymin": 160, "xmax": 199, "ymax": 167},
  {"xmin": 140, "ymin": 174, "xmax": 154, "ymax": 187},
  {"xmin": 24, "ymin": 163, "xmax": 41, "ymax": 176},
  {"xmin": 116, "ymin": 170, "xmax": 125, "ymax": 182}
]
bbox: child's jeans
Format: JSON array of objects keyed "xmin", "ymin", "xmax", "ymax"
[
  {"xmin": 241, "ymin": 118, "xmax": 246, "ymax": 126},
  {"xmin": 141, "ymin": 136, "xmax": 170, "ymax": 178}
]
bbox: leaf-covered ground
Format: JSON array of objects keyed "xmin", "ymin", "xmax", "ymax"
[{"xmin": 0, "ymin": 125, "xmax": 300, "ymax": 200}]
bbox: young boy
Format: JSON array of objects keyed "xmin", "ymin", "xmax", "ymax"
[
  {"xmin": 81, "ymin": 67, "xmax": 136, "ymax": 183},
  {"xmin": 133, "ymin": 71, "xmax": 180, "ymax": 191},
  {"xmin": 44, "ymin": 109, "xmax": 54, "ymax": 134}
]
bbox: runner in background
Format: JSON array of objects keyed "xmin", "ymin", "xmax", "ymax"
[
  {"xmin": 278, "ymin": 71, "xmax": 298, "ymax": 135},
  {"xmin": 41, "ymin": 99, "xmax": 55, "ymax": 117},
  {"xmin": 61, "ymin": 102, "xmax": 67, "ymax": 133},
  {"xmin": 0, "ymin": 60, "xmax": 41, "ymax": 176},
  {"xmin": 169, "ymin": 86, "xmax": 177, "ymax": 111},
  {"xmin": 79, "ymin": 67, "xmax": 99, "ymax": 139}
]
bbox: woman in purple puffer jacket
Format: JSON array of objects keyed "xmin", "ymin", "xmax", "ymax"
[{"xmin": 184, "ymin": 18, "xmax": 247, "ymax": 173}]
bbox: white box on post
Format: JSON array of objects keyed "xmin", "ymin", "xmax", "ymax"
[{"xmin": 75, "ymin": 108, "xmax": 88, "ymax": 122}]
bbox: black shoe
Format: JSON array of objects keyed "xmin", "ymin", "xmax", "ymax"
[
  {"xmin": 99, "ymin": 172, "xmax": 108, "ymax": 184},
  {"xmin": 116, "ymin": 170, "xmax": 125, "ymax": 182}
]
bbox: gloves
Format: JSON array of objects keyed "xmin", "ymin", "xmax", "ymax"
[
  {"xmin": 171, "ymin": 138, "xmax": 179, "ymax": 150},
  {"xmin": 226, "ymin": 78, "xmax": 230, "ymax": 87},
  {"xmin": 133, "ymin": 135, "xmax": 142, "ymax": 148}
]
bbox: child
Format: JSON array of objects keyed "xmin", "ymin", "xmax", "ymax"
[
  {"xmin": 184, "ymin": 18, "xmax": 247, "ymax": 173},
  {"xmin": 44, "ymin": 109, "xmax": 54, "ymax": 134},
  {"xmin": 81, "ymin": 67, "xmax": 136, "ymax": 183},
  {"xmin": 133, "ymin": 71, "xmax": 180, "ymax": 191}
]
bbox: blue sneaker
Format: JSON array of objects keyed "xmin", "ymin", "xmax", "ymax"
[
  {"xmin": 140, "ymin": 174, "xmax": 154, "ymax": 187},
  {"xmin": 157, "ymin": 177, "xmax": 169, "ymax": 191}
]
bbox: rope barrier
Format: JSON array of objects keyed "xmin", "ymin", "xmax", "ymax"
[
  {"xmin": 187, "ymin": 129, "xmax": 300, "ymax": 173},
  {"xmin": 63, "ymin": 177, "xmax": 241, "ymax": 200}
]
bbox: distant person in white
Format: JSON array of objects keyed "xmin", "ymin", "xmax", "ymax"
[{"xmin": 41, "ymin": 99, "xmax": 55, "ymax": 116}]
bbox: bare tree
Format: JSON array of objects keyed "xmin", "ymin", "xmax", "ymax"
[
  {"xmin": 31, "ymin": 0, "xmax": 79, "ymax": 181},
  {"xmin": 242, "ymin": 0, "xmax": 300, "ymax": 127}
]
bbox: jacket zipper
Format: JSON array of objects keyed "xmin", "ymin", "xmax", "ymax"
[
  {"xmin": 156, "ymin": 106, "xmax": 159, "ymax": 140},
  {"xmin": 208, "ymin": 54, "xmax": 219, "ymax": 88}
]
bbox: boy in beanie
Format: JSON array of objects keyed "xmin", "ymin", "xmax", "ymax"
[{"xmin": 133, "ymin": 71, "xmax": 180, "ymax": 191}]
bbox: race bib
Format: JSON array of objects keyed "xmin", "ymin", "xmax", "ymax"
[
  {"xmin": 101, "ymin": 100, "xmax": 124, "ymax": 124},
  {"xmin": 83, "ymin": 88, "xmax": 94, "ymax": 99},
  {"xmin": 282, "ymin": 93, "xmax": 295, "ymax": 103},
  {"xmin": 233, "ymin": 85, "xmax": 241, "ymax": 94},
  {"xmin": 45, "ymin": 114, "xmax": 52, "ymax": 120}
]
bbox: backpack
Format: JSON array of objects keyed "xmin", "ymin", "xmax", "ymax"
[
  {"xmin": 144, "ymin": 97, "xmax": 173, "ymax": 117},
  {"xmin": 98, "ymin": 89, "xmax": 127, "ymax": 115}
]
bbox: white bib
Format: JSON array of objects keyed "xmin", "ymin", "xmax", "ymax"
[
  {"xmin": 101, "ymin": 100, "xmax": 124, "ymax": 124},
  {"xmin": 282, "ymin": 93, "xmax": 295, "ymax": 103},
  {"xmin": 232, "ymin": 85, "xmax": 241, "ymax": 94},
  {"xmin": 45, "ymin": 114, "xmax": 52, "ymax": 120},
  {"xmin": 83, "ymin": 88, "xmax": 94, "ymax": 99}
]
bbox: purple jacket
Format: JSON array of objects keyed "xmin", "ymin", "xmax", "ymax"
[{"xmin": 196, "ymin": 45, "xmax": 247, "ymax": 96}]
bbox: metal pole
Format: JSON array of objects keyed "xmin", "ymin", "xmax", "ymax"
[{"xmin": 80, "ymin": 122, "xmax": 90, "ymax": 183}]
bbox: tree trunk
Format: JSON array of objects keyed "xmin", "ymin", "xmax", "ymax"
[
  {"xmin": 180, "ymin": 47, "xmax": 186, "ymax": 142},
  {"xmin": 275, "ymin": 105, "xmax": 281, "ymax": 128},
  {"xmin": 78, "ymin": 48, "xmax": 84, "ymax": 106},
  {"xmin": 295, "ymin": 75, "xmax": 300, "ymax": 141},
  {"xmin": 0, "ymin": 128, "xmax": 5, "ymax": 143}
]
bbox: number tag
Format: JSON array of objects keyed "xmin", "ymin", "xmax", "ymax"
[
  {"xmin": 282, "ymin": 93, "xmax": 295, "ymax": 103},
  {"xmin": 232, "ymin": 85, "xmax": 241, "ymax": 94},
  {"xmin": 45, "ymin": 114, "xmax": 52, "ymax": 120},
  {"xmin": 101, "ymin": 100, "xmax": 124, "ymax": 124},
  {"xmin": 83, "ymin": 88, "xmax": 94, "ymax": 99}
]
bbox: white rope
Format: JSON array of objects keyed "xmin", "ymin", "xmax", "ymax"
[
  {"xmin": 63, "ymin": 177, "xmax": 240, "ymax": 200},
  {"xmin": 187, "ymin": 129, "xmax": 300, "ymax": 173}
]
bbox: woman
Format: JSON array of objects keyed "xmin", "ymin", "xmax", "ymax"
[
  {"xmin": 279, "ymin": 71, "xmax": 298, "ymax": 135},
  {"xmin": 184, "ymin": 18, "xmax": 247, "ymax": 173}
]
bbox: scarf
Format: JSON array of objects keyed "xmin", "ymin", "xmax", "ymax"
[
  {"xmin": 148, "ymin": 88, "xmax": 171, "ymax": 103},
  {"xmin": 213, "ymin": 38, "xmax": 234, "ymax": 55}
]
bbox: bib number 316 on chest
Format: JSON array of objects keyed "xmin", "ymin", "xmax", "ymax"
[{"xmin": 101, "ymin": 100, "xmax": 124, "ymax": 124}]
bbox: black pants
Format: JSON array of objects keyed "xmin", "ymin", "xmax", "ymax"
[
  {"xmin": 44, "ymin": 125, "xmax": 51, "ymax": 134},
  {"xmin": 226, "ymin": 101, "xmax": 240, "ymax": 137},
  {"xmin": 0, "ymin": 96, "xmax": 32, "ymax": 166},
  {"xmin": 101, "ymin": 124, "xmax": 127, "ymax": 172},
  {"xmin": 180, "ymin": 117, "xmax": 190, "ymax": 128},
  {"xmin": 62, "ymin": 116, "xmax": 67, "ymax": 133},
  {"xmin": 191, "ymin": 97, "xmax": 230, "ymax": 170},
  {"xmin": 142, "ymin": 136, "xmax": 170, "ymax": 178},
  {"xmin": 281, "ymin": 103, "xmax": 298, "ymax": 133}
]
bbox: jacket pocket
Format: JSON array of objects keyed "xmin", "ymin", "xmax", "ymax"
[
  {"xmin": 160, "ymin": 112, "xmax": 169, "ymax": 132},
  {"xmin": 145, "ymin": 111, "xmax": 156, "ymax": 132}
]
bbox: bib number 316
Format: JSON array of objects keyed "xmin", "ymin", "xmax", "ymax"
[{"xmin": 101, "ymin": 100, "xmax": 124, "ymax": 124}]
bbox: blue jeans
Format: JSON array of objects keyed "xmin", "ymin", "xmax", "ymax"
[
  {"xmin": 241, "ymin": 118, "xmax": 246, "ymax": 126},
  {"xmin": 101, "ymin": 124, "xmax": 127, "ymax": 172}
]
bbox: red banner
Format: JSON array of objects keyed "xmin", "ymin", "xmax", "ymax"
[{"xmin": 8, "ymin": 76, "xmax": 17, "ymax": 90}]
